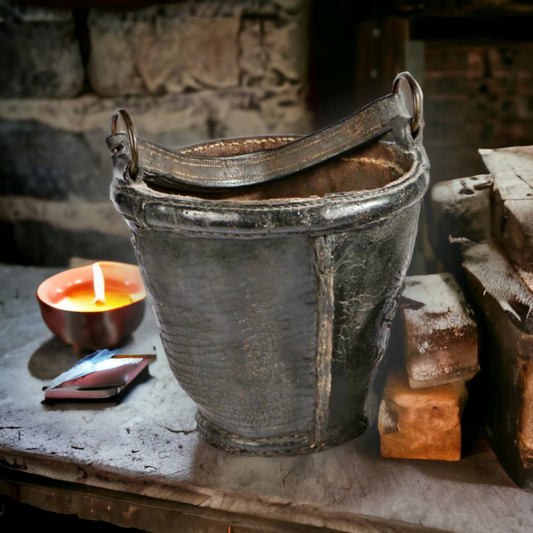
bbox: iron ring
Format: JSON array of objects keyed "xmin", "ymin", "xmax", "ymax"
[
  {"xmin": 111, "ymin": 108, "xmax": 139, "ymax": 178},
  {"xmin": 392, "ymin": 72, "xmax": 424, "ymax": 139}
]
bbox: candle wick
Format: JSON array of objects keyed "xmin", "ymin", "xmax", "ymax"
[{"xmin": 93, "ymin": 263, "xmax": 107, "ymax": 305}]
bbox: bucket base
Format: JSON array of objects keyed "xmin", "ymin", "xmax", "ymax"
[{"xmin": 196, "ymin": 411, "xmax": 367, "ymax": 456}]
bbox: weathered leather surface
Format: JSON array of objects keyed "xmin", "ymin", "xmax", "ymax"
[
  {"xmin": 133, "ymin": 230, "xmax": 318, "ymax": 439},
  {"xmin": 109, "ymin": 73, "xmax": 429, "ymax": 455},
  {"xmin": 326, "ymin": 205, "xmax": 420, "ymax": 432},
  {"xmin": 109, "ymin": 93, "xmax": 411, "ymax": 191},
  {"xmin": 111, "ymin": 144, "xmax": 429, "ymax": 454},
  {"xmin": 122, "ymin": 200, "xmax": 423, "ymax": 454},
  {"xmin": 110, "ymin": 141, "xmax": 427, "ymax": 239}
]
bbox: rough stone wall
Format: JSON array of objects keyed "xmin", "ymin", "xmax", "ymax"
[
  {"xmin": 0, "ymin": 0, "xmax": 311, "ymax": 266},
  {"xmin": 0, "ymin": 7, "xmax": 84, "ymax": 98}
]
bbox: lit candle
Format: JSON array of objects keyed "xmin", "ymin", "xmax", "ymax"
[
  {"xmin": 54, "ymin": 263, "xmax": 134, "ymax": 313},
  {"xmin": 93, "ymin": 262, "xmax": 106, "ymax": 305},
  {"xmin": 37, "ymin": 261, "xmax": 146, "ymax": 350}
]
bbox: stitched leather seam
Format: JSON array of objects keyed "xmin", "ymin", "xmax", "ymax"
[{"xmin": 312, "ymin": 235, "xmax": 334, "ymax": 446}]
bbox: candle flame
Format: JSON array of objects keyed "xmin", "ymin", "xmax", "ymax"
[{"xmin": 93, "ymin": 263, "xmax": 106, "ymax": 305}]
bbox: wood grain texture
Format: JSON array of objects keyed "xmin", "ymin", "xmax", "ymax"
[
  {"xmin": 479, "ymin": 146, "xmax": 533, "ymax": 273},
  {"xmin": 463, "ymin": 242, "xmax": 533, "ymax": 489}
]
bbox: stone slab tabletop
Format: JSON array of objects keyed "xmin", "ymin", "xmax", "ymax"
[{"xmin": 1, "ymin": 264, "xmax": 533, "ymax": 533}]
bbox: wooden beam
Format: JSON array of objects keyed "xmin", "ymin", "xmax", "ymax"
[
  {"xmin": 463, "ymin": 241, "xmax": 533, "ymax": 489},
  {"xmin": 480, "ymin": 146, "xmax": 533, "ymax": 274}
]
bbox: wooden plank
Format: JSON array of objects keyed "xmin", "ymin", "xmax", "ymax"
[
  {"xmin": 479, "ymin": 146, "xmax": 533, "ymax": 272},
  {"xmin": 355, "ymin": 17, "xmax": 408, "ymax": 110},
  {"xmin": 463, "ymin": 242, "xmax": 533, "ymax": 490},
  {"xmin": 0, "ymin": 468, "xmax": 368, "ymax": 533},
  {"xmin": 480, "ymin": 147, "xmax": 533, "ymax": 195}
]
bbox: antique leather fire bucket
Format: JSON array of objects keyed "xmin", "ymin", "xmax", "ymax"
[{"xmin": 108, "ymin": 72, "xmax": 429, "ymax": 455}]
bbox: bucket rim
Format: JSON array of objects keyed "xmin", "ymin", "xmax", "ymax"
[{"xmin": 112, "ymin": 138, "xmax": 429, "ymax": 236}]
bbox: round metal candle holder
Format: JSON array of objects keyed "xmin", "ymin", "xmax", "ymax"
[
  {"xmin": 37, "ymin": 262, "xmax": 146, "ymax": 352},
  {"xmin": 108, "ymin": 72, "xmax": 429, "ymax": 456}
]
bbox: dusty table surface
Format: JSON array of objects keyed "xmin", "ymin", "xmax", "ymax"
[{"xmin": 1, "ymin": 264, "xmax": 533, "ymax": 533}]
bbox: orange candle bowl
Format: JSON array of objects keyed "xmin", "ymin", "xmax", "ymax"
[{"xmin": 37, "ymin": 262, "xmax": 147, "ymax": 351}]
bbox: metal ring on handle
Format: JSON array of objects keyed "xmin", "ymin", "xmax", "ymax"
[
  {"xmin": 392, "ymin": 72, "xmax": 423, "ymax": 139},
  {"xmin": 107, "ymin": 73, "xmax": 424, "ymax": 191},
  {"xmin": 111, "ymin": 108, "xmax": 139, "ymax": 178}
]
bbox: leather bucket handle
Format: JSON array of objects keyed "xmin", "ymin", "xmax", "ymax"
[{"xmin": 109, "ymin": 72, "xmax": 423, "ymax": 192}]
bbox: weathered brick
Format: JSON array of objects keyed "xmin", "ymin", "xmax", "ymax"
[
  {"xmin": 467, "ymin": 51, "xmax": 485, "ymax": 80},
  {"xmin": 401, "ymin": 274, "xmax": 479, "ymax": 390},
  {"xmin": 484, "ymin": 76, "xmax": 518, "ymax": 97},
  {"xmin": 87, "ymin": 1, "xmax": 308, "ymax": 97},
  {"xmin": 211, "ymin": 91, "xmax": 311, "ymax": 138},
  {"xmin": 10, "ymin": 220, "xmax": 136, "ymax": 266},
  {"xmin": 87, "ymin": 7, "xmax": 242, "ymax": 96},
  {"xmin": 517, "ymin": 96, "xmax": 533, "ymax": 119},
  {"xmin": 0, "ymin": 6, "xmax": 84, "ymax": 98},
  {"xmin": 517, "ymin": 72, "xmax": 533, "ymax": 96},
  {"xmin": 425, "ymin": 97, "xmax": 468, "ymax": 121},
  {"xmin": 423, "ymin": 75, "xmax": 469, "ymax": 98},
  {"xmin": 379, "ymin": 369, "xmax": 467, "ymax": 461},
  {"xmin": 464, "ymin": 120, "xmax": 487, "ymax": 137},
  {"xmin": 425, "ymin": 49, "xmax": 447, "ymax": 72},
  {"xmin": 0, "ymin": 93, "xmax": 210, "ymax": 265},
  {"xmin": 424, "ymin": 119, "xmax": 469, "ymax": 142},
  {"xmin": 239, "ymin": 14, "xmax": 307, "ymax": 93},
  {"xmin": 424, "ymin": 41, "xmax": 533, "ymax": 185},
  {"xmin": 0, "ymin": 196, "xmax": 129, "ymax": 238},
  {"xmin": 491, "ymin": 120, "xmax": 533, "ymax": 145},
  {"xmin": 487, "ymin": 47, "xmax": 517, "ymax": 78},
  {"xmin": 0, "ymin": 88, "xmax": 311, "ymax": 201},
  {"xmin": 0, "ymin": 0, "xmax": 311, "ymax": 268},
  {"xmin": 426, "ymin": 47, "xmax": 472, "ymax": 74}
]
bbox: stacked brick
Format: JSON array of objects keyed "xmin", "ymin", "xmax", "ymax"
[
  {"xmin": 429, "ymin": 145, "xmax": 533, "ymax": 489},
  {"xmin": 424, "ymin": 43, "xmax": 533, "ymax": 184},
  {"xmin": 0, "ymin": 0, "xmax": 311, "ymax": 265},
  {"xmin": 378, "ymin": 273, "xmax": 479, "ymax": 461}
]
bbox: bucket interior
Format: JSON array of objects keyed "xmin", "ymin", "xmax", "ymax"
[{"xmin": 153, "ymin": 137, "xmax": 415, "ymax": 201}]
